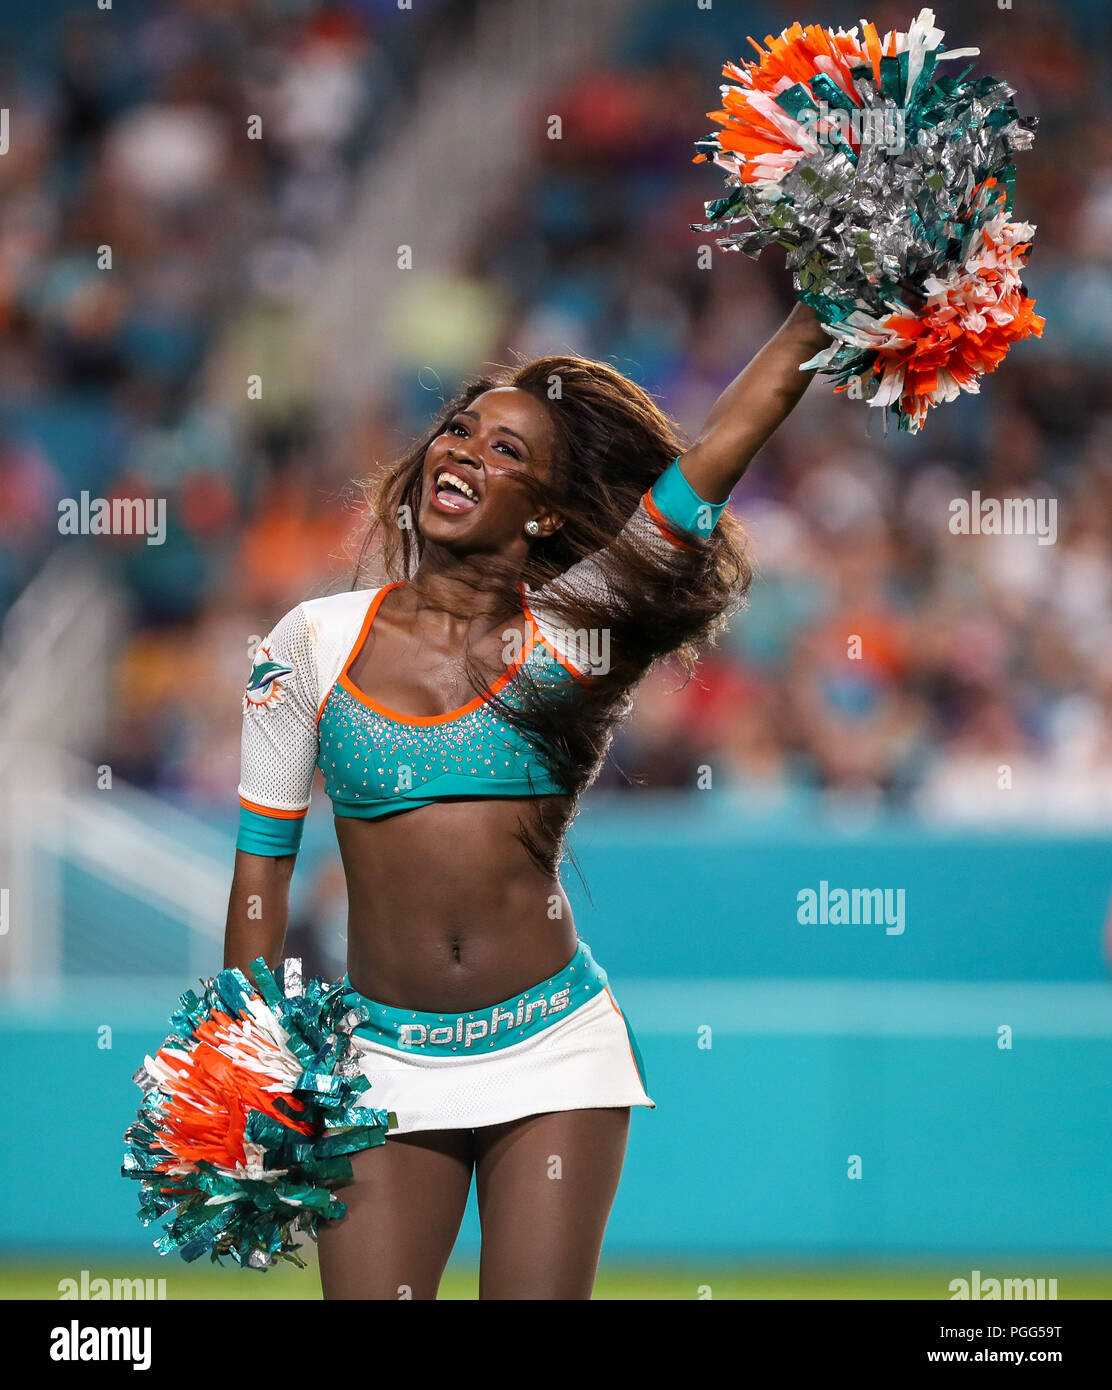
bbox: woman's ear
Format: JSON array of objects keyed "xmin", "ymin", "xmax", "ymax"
[{"xmin": 535, "ymin": 510, "xmax": 564, "ymax": 539}]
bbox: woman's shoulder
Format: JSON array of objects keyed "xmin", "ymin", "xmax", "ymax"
[
  {"xmin": 296, "ymin": 588, "xmax": 386, "ymax": 694},
  {"xmin": 260, "ymin": 588, "xmax": 384, "ymax": 686},
  {"xmin": 261, "ymin": 587, "xmax": 383, "ymax": 640},
  {"xmin": 299, "ymin": 586, "xmax": 385, "ymax": 628}
]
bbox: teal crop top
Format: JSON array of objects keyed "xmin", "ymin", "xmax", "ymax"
[
  {"xmin": 317, "ymin": 583, "xmax": 574, "ymax": 819},
  {"xmin": 236, "ymin": 454, "xmax": 727, "ymax": 856}
]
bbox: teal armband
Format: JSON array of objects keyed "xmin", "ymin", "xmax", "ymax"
[
  {"xmin": 236, "ymin": 803, "xmax": 306, "ymax": 857},
  {"xmin": 647, "ymin": 455, "xmax": 728, "ymax": 536}
]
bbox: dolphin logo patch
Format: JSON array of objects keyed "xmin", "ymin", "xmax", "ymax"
[{"xmin": 244, "ymin": 647, "xmax": 294, "ymax": 711}]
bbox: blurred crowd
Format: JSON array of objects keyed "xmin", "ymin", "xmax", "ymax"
[
  {"xmin": 0, "ymin": 0, "xmax": 466, "ymax": 790},
  {"xmin": 2, "ymin": 0, "xmax": 1110, "ymax": 826}
]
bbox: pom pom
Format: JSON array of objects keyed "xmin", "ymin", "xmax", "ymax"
[
  {"xmin": 691, "ymin": 8, "xmax": 1045, "ymax": 432},
  {"xmin": 122, "ymin": 957, "xmax": 394, "ymax": 1269}
]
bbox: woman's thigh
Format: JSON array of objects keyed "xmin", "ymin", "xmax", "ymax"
[
  {"xmin": 317, "ymin": 1128, "xmax": 474, "ymax": 1300},
  {"xmin": 474, "ymin": 1107, "xmax": 630, "ymax": 1300}
]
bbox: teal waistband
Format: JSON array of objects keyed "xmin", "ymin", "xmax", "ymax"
[{"xmin": 338, "ymin": 939, "xmax": 608, "ymax": 1055}]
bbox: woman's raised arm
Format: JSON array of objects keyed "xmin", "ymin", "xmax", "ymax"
[{"xmin": 678, "ymin": 301, "xmax": 831, "ymax": 504}]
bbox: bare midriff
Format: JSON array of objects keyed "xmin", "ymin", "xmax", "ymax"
[{"xmin": 335, "ymin": 796, "xmax": 576, "ymax": 1013}]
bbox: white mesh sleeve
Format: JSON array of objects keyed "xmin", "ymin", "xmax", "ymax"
[{"xmin": 236, "ymin": 605, "xmax": 320, "ymax": 853}]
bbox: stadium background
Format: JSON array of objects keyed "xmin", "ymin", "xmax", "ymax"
[{"xmin": 0, "ymin": 0, "xmax": 1109, "ymax": 1299}]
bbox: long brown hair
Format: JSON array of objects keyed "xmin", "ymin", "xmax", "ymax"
[{"xmin": 354, "ymin": 354, "xmax": 752, "ymax": 872}]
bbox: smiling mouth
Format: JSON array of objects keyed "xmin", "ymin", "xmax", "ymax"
[{"xmin": 432, "ymin": 469, "xmax": 480, "ymax": 512}]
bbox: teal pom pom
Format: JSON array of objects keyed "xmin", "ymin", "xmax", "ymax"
[
  {"xmin": 121, "ymin": 957, "xmax": 394, "ymax": 1270},
  {"xmin": 690, "ymin": 11, "xmax": 1043, "ymax": 432}
]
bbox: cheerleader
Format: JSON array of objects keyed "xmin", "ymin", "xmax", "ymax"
[{"xmin": 225, "ymin": 303, "xmax": 830, "ymax": 1298}]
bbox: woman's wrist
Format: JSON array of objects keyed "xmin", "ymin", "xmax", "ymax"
[{"xmin": 784, "ymin": 300, "xmax": 829, "ymax": 350}]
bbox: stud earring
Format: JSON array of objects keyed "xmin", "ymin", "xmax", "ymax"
[{"xmin": 524, "ymin": 519, "xmax": 541, "ymax": 537}]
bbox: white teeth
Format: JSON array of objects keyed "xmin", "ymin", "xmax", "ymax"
[{"xmin": 436, "ymin": 470, "xmax": 477, "ymax": 501}]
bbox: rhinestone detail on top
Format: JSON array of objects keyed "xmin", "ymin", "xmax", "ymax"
[{"xmin": 317, "ymin": 640, "xmax": 572, "ymax": 811}]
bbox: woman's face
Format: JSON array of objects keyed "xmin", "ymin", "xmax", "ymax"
[{"xmin": 417, "ymin": 387, "xmax": 562, "ymax": 553}]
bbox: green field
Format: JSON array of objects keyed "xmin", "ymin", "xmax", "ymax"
[{"xmin": 5, "ymin": 1257, "xmax": 1111, "ymax": 1300}]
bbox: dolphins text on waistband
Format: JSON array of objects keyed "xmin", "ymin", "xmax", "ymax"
[{"xmin": 398, "ymin": 987, "xmax": 572, "ymax": 1048}]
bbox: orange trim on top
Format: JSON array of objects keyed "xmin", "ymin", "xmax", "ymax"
[
  {"xmin": 333, "ymin": 581, "xmax": 540, "ymax": 726},
  {"xmin": 643, "ymin": 490, "xmax": 698, "ymax": 552},
  {"xmin": 316, "ymin": 582, "xmax": 403, "ymax": 725},
  {"xmin": 534, "ymin": 631, "xmax": 594, "ymax": 688},
  {"xmin": 518, "ymin": 584, "xmax": 593, "ymax": 687},
  {"xmin": 239, "ymin": 796, "xmax": 308, "ymax": 820}
]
